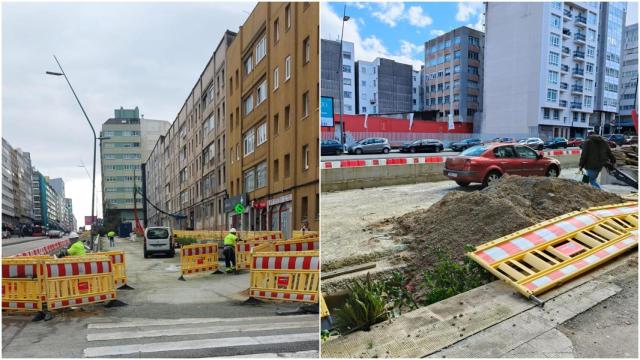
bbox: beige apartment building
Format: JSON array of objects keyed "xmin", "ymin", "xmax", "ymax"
[
  {"xmin": 226, "ymin": 2, "xmax": 319, "ymax": 237},
  {"xmin": 145, "ymin": 31, "xmax": 236, "ymax": 230}
]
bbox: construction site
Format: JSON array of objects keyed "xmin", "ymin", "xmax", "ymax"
[{"xmin": 320, "ymin": 147, "xmax": 638, "ymax": 358}]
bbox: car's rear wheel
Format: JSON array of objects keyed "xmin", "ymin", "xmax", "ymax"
[
  {"xmin": 456, "ymin": 181, "xmax": 470, "ymax": 187},
  {"xmin": 482, "ymin": 170, "xmax": 502, "ymax": 188},
  {"xmin": 382, "ymin": 148, "xmax": 390, "ymax": 154},
  {"xmin": 355, "ymin": 148, "xmax": 363, "ymax": 155},
  {"xmin": 546, "ymin": 165, "xmax": 559, "ymax": 177}
]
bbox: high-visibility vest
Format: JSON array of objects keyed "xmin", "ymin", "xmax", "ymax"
[
  {"xmin": 67, "ymin": 240, "xmax": 86, "ymax": 256},
  {"xmin": 223, "ymin": 233, "xmax": 237, "ymax": 246}
]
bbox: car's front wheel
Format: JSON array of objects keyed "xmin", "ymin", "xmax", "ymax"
[
  {"xmin": 409, "ymin": 147, "xmax": 416, "ymax": 153},
  {"xmin": 482, "ymin": 170, "xmax": 502, "ymax": 188},
  {"xmin": 355, "ymin": 148, "xmax": 363, "ymax": 155},
  {"xmin": 382, "ymin": 148, "xmax": 390, "ymax": 154},
  {"xmin": 335, "ymin": 149, "xmax": 342, "ymax": 155},
  {"xmin": 546, "ymin": 165, "xmax": 559, "ymax": 177}
]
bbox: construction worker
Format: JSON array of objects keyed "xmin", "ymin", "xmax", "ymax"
[
  {"xmin": 66, "ymin": 232, "xmax": 86, "ymax": 256},
  {"xmin": 107, "ymin": 230, "xmax": 116, "ymax": 247},
  {"xmin": 579, "ymin": 131, "xmax": 616, "ymax": 189},
  {"xmin": 223, "ymin": 228, "xmax": 238, "ymax": 273}
]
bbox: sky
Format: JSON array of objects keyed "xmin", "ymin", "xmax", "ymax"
[
  {"xmin": 321, "ymin": 1, "xmax": 638, "ymax": 70},
  {"xmin": 2, "ymin": 1, "xmax": 256, "ymax": 226}
]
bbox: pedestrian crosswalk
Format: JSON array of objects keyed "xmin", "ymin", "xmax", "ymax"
[{"xmin": 82, "ymin": 314, "xmax": 319, "ymax": 358}]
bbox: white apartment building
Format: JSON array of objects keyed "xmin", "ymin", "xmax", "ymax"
[
  {"xmin": 341, "ymin": 41, "xmax": 356, "ymax": 115},
  {"xmin": 619, "ymin": 23, "xmax": 638, "ymax": 129},
  {"xmin": 357, "ymin": 59, "xmax": 378, "ymax": 114},
  {"xmin": 412, "ymin": 69, "xmax": 422, "ymax": 111},
  {"xmin": 483, "ymin": 2, "xmax": 602, "ymax": 139}
]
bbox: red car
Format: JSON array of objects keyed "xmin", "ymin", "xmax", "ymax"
[
  {"xmin": 567, "ymin": 138, "xmax": 584, "ymax": 147},
  {"xmin": 443, "ymin": 143, "xmax": 561, "ymax": 187}
]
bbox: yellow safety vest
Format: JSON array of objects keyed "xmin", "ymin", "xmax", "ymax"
[
  {"xmin": 223, "ymin": 233, "xmax": 237, "ymax": 246},
  {"xmin": 67, "ymin": 240, "xmax": 86, "ymax": 256}
]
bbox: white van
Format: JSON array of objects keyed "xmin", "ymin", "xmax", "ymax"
[{"xmin": 143, "ymin": 227, "xmax": 174, "ymax": 258}]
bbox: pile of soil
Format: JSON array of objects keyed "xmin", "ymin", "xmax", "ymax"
[{"xmin": 390, "ymin": 175, "xmax": 626, "ymax": 290}]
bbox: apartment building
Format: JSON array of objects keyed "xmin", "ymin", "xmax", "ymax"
[
  {"xmin": 592, "ymin": 2, "xmax": 627, "ymax": 133},
  {"xmin": 320, "ymin": 39, "xmax": 356, "ymax": 115},
  {"xmin": 145, "ymin": 31, "xmax": 236, "ymax": 230},
  {"xmin": 226, "ymin": 2, "xmax": 319, "ymax": 237},
  {"xmin": 101, "ymin": 107, "xmax": 170, "ymax": 227},
  {"xmin": 619, "ymin": 23, "xmax": 638, "ymax": 130},
  {"xmin": 2, "ymin": 138, "xmax": 35, "ymax": 229},
  {"xmin": 355, "ymin": 57, "xmax": 413, "ymax": 114},
  {"xmin": 423, "ymin": 26, "xmax": 483, "ymax": 125},
  {"xmin": 483, "ymin": 2, "xmax": 604, "ymax": 139},
  {"xmin": 412, "ymin": 69, "xmax": 423, "ymax": 111}
]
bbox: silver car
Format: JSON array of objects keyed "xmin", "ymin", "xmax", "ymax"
[{"xmin": 348, "ymin": 138, "xmax": 391, "ymax": 155}]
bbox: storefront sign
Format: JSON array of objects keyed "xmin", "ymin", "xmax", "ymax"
[
  {"xmin": 267, "ymin": 194, "xmax": 293, "ymax": 207},
  {"xmin": 252, "ymin": 199, "xmax": 267, "ymax": 209}
]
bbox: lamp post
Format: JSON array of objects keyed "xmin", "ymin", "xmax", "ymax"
[
  {"xmin": 338, "ymin": 6, "xmax": 350, "ymax": 146},
  {"xmin": 47, "ymin": 55, "xmax": 103, "ymax": 233}
]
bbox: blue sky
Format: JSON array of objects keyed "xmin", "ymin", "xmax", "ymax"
[{"xmin": 321, "ymin": 2, "xmax": 638, "ymax": 70}]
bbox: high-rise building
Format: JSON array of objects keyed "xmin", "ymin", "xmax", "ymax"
[
  {"xmin": 423, "ymin": 26, "xmax": 483, "ymax": 126},
  {"xmin": 592, "ymin": 2, "xmax": 627, "ymax": 133},
  {"xmin": 355, "ymin": 58, "xmax": 413, "ymax": 115},
  {"xmin": 2, "ymin": 138, "xmax": 35, "ymax": 229},
  {"xmin": 618, "ymin": 23, "xmax": 638, "ymax": 131},
  {"xmin": 49, "ymin": 178, "xmax": 65, "ymax": 198},
  {"xmin": 320, "ymin": 39, "xmax": 356, "ymax": 115},
  {"xmin": 412, "ymin": 69, "xmax": 423, "ymax": 112},
  {"xmin": 483, "ymin": 2, "xmax": 605, "ymax": 138},
  {"xmin": 100, "ymin": 107, "xmax": 170, "ymax": 227},
  {"xmin": 145, "ymin": 30, "xmax": 236, "ymax": 230},
  {"xmin": 226, "ymin": 2, "xmax": 319, "ymax": 237}
]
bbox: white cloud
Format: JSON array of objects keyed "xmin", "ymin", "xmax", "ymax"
[
  {"xmin": 372, "ymin": 2, "xmax": 405, "ymax": 27},
  {"xmin": 456, "ymin": 2, "xmax": 482, "ymax": 22},
  {"xmin": 468, "ymin": 10, "xmax": 485, "ymax": 31},
  {"xmin": 399, "ymin": 40, "xmax": 423, "ymax": 57},
  {"xmin": 430, "ymin": 29, "xmax": 446, "ymax": 37},
  {"xmin": 407, "ymin": 6, "xmax": 432, "ymax": 27}
]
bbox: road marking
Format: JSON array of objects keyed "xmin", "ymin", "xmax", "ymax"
[
  {"xmin": 83, "ymin": 332, "xmax": 318, "ymax": 357},
  {"xmin": 87, "ymin": 321, "xmax": 319, "ymax": 341},
  {"xmin": 224, "ymin": 350, "xmax": 319, "ymax": 358},
  {"xmin": 87, "ymin": 314, "xmax": 318, "ymax": 329}
]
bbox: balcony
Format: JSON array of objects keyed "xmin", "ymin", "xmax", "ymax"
[
  {"xmin": 575, "ymin": 15, "xmax": 587, "ymax": 27},
  {"xmin": 573, "ymin": 50, "xmax": 585, "ymax": 60},
  {"xmin": 559, "ymin": 100, "xmax": 568, "ymax": 107},
  {"xmin": 561, "ymin": 64, "xmax": 569, "ymax": 72},
  {"xmin": 572, "ymin": 67, "xmax": 584, "ymax": 77},
  {"xmin": 574, "ymin": 33, "xmax": 586, "ymax": 43},
  {"xmin": 563, "ymin": 28, "xmax": 572, "ymax": 38},
  {"xmin": 563, "ymin": 9, "xmax": 573, "ymax": 19},
  {"xmin": 571, "ymin": 84, "xmax": 584, "ymax": 93},
  {"xmin": 562, "ymin": 46, "xmax": 570, "ymax": 56},
  {"xmin": 560, "ymin": 82, "xmax": 568, "ymax": 90},
  {"xmin": 571, "ymin": 102, "xmax": 583, "ymax": 109}
]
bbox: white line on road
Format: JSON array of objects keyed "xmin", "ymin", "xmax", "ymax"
[
  {"xmin": 87, "ymin": 321, "xmax": 319, "ymax": 341},
  {"xmin": 224, "ymin": 350, "xmax": 319, "ymax": 358},
  {"xmin": 87, "ymin": 314, "xmax": 318, "ymax": 329},
  {"xmin": 83, "ymin": 332, "xmax": 319, "ymax": 357}
]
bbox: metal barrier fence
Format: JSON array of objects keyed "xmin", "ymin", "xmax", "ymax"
[
  {"xmin": 249, "ymin": 251, "xmax": 320, "ymax": 303},
  {"xmin": 178, "ymin": 243, "xmax": 220, "ymax": 280}
]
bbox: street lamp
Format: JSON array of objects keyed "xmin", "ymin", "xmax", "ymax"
[
  {"xmin": 338, "ymin": 6, "xmax": 350, "ymax": 146},
  {"xmin": 47, "ymin": 55, "xmax": 102, "ymax": 232}
]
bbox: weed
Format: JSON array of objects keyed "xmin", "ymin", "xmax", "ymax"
[{"xmin": 333, "ymin": 274, "xmax": 389, "ymax": 333}]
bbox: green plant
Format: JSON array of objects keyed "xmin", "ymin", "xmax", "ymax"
[
  {"xmin": 381, "ymin": 271, "xmax": 418, "ymax": 315},
  {"xmin": 321, "ymin": 330, "xmax": 331, "ymax": 342},
  {"xmin": 175, "ymin": 236, "xmax": 197, "ymax": 246},
  {"xmin": 420, "ymin": 245, "xmax": 494, "ymax": 306},
  {"xmin": 333, "ymin": 275, "xmax": 389, "ymax": 333}
]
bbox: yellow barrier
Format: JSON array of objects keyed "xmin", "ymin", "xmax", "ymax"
[
  {"xmin": 320, "ymin": 294, "xmax": 330, "ymax": 318},
  {"xmin": 235, "ymin": 241, "xmax": 263, "ymax": 270},
  {"xmin": 2, "ymin": 258, "xmax": 45, "ymax": 312},
  {"xmin": 293, "ymin": 231, "xmax": 319, "ymax": 239},
  {"xmin": 249, "ymin": 251, "xmax": 320, "ymax": 303},
  {"xmin": 42, "ymin": 256, "xmax": 117, "ymax": 311},
  {"xmin": 174, "ymin": 230, "xmax": 283, "ymax": 241},
  {"xmin": 94, "ymin": 250, "xmax": 129, "ymax": 288},
  {"xmin": 179, "ymin": 243, "xmax": 220, "ymax": 280}
]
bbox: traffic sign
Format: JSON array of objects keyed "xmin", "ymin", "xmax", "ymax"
[{"xmin": 234, "ymin": 203, "xmax": 245, "ymax": 214}]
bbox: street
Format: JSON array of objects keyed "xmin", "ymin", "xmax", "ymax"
[
  {"xmin": 2, "ymin": 237, "xmax": 319, "ymax": 358},
  {"xmin": 2, "ymin": 236, "xmax": 64, "ymax": 257}
]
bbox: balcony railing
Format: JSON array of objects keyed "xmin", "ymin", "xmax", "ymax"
[
  {"xmin": 561, "ymin": 64, "xmax": 570, "ymax": 72},
  {"xmin": 573, "ymin": 50, "xmax": 585, "ymax": 59},
  {"xmin": 572, "ymin": 68, "xmax": 584, "ymax": 76},
  {"xmin": 559, "ymin": 100, "xmax": 568, "ymax": 107},
  {"xmin": 574, "ymin": 33, "xmax": 586, "ymax": 42},
  {"xmin": 571, "ymin": 102, "xmax": 583, "ymax": 109},
  {"xmin": 563, "ymin": 28, "xmax": 572, "ymax": 36},
  {"xmin": 571, "ymin": 85, "xmax": 583, "ymax": 92},
  {"xmin": 575, "ymin": 15, "xmax": 587, "ymax": 25},
  {"xmin": 562, "ymin": 46, "xmax": 570, "ymax": 54},
  {"xmin": 560, "ymin": 82, "xmax": 568, "ymax": 90},
  {"xmin": 564, "ymin": 9, "xmax": 572, "ymax": 18}
]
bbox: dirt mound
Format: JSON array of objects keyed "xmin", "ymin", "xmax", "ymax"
[{"xmin": 391, "ymin": 176, "xmax": 625, "ymax": 289}]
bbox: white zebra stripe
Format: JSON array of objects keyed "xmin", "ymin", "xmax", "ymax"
[{"xmin": 87, "ymin": 315, "xmax": 318, "ymax": 329}]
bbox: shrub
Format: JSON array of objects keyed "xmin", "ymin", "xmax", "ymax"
[{"xmin": 175, "ymin": 236, "xmax": 197, "ymax": 246}]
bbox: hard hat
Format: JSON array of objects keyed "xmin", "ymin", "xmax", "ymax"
[
  {"xmin": 69, "ymin": 232, "xmax": 79, "ymax": 239},
  {"xmin": 229, "ymin": 228, "xmax": 237, "ymax": 233}
]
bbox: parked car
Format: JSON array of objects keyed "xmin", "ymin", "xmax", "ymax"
[
  {"xmin": 567, "ymin": 138, "xmax": 584, "ymax": 147},
  {"xmin": 607, "ymin": 134, "xmax": 628, "ymax": 146},
  {"xmin": 2, "ymin": 225, "xmax": 12, "ymax": 239},
  {"xmin": 47, "ymin": 230, "xmax": 62, "ymax": 238},
  {"xmin": 489, "ymin": 137, "xmax": 516, "ymax": 143},
  {"xmin": 521, "ymin": 137, "xmax": 545, "ymax": 150},
  {"xmin": 544, "ymin": 137, "xmax": 568, "ymax": 149},
  {"xmin": 321, "ymin": 139, "xmax": 344, "ymax": 156},
  {"xmin": 400, "ymin": 139, "xmax": 444, "ymax": 153},
  {"xmin": 144, "ymin": 226, "xmax": 174, "ymax": 258},
  {"xmin": 627, "ymin": 136, "xmax": 638, "ymax": 144},
  {"xmin": 450, "ymin": 138, "xmax": 483, "ymax": 152},
  {"xmin": 347, "ymin": 138, "xmax": 391, "ymax": 155},
  {"xmin": 443, "ymin": 144, "xmax": 561, "ymax": 187}
]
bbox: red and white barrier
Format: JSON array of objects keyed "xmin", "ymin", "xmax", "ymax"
[
  {"xmin": 15, "ymin": 239, "xmax": 70, "ymax": 257},
  {"xmin": 252, "ymin": 255, "xmax": 319, "ymax": 270}
]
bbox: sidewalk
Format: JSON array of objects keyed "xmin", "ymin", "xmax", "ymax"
[{"xmin": 2, "ymin": 236, "xmax": 48, "ymax": 247}]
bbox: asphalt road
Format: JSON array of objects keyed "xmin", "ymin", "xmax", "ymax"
[
  {"xmin": 2, "ymin": 236, "xmax": 68, "ymax": 256},
  {"xmin": 2, "ymin": 237, "xmax": 319, "ymax": 357}
]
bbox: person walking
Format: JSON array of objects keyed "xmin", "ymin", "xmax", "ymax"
[
  {"xmin": 223, "ymin": 228, "xmax": 239, "ymax": 273},
  {"xmin": 107, "ymin": 230, "xmax": 116, "ymax": 247},
  {"xmin": 66, "ymin": 232, "xmax": 86, "ymax": 256},
  {"xmin": 579, "ymin": 131, "xmax": 616, "ymax": 189}
]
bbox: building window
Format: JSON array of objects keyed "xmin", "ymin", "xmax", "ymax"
[
  {"xmin": 273, "ymin": 67, "xmax": 279, "ymax": 91},
  {"xmin": 584, "ymin": 95, "xmax": 592, "ymax": 108},
  {"xmin": 454, "ymin": 65, "xmax": 460, "ymax": 73},
  {"xmin": 285, "ymin": 4, "xmax": 291, "ymax": 30},
  {"xmin": 543, "ymin": 108, "xmax": 550, "ymax": 119},
  {"xmin": 303, "ymin": 91, "xmax": 310, "ymax": 117},
  {"xmin": 548, "ymin": 70, "xmax": 559, "ymax": 84},
  {"xmin": 256, "ymin": 161, "xmax": 267, "ymax": 189},
  {"xmin": 588, "ymin": 29, "xmax": 596, "ymax": 42},
  {"xmin": 273, "ymin": 159, "xmax": 279, "ymax": 181},
  {"xmin": 243, "ymin": 94, "xmax": 254, "ymax": 115},
  {"xmin": 343, "ymin": 78, "xmax": 351, "ymax": 86},
  {"xmin": 274, "ymin": 18, "xmax": 280, "ymax": 43},
  {"xmin": 301, "ymin": 196, "xmax": 308, "ymax": 222},
  {"xmin": 550, "ymin": 14, "xmax": 561, "ymax": 29},
  {"xmin": 553, "ymin": 109, "xmax": 560, "ymax": 120},
  {"xmin": 244, "ymin": 168, "xmax": 255, "ymax": 193},
  {"xmin": 256, "ymin": 79, "xmax": 268, "ymax": 105},
  {"xmin": 303, "ymin": 36, "xmax": 310, "ymax": 64},
  {"xmin": 550, "ymin": 33, "xmax": 560, "ymax": 47},
  {"xmin": 243, "ymin": 128, "xmax": 255, "ymax": 156},
  {"xmin": 303, "ymin": 145, "xmax": 309, "ymax": 170},
  {"xmin": 284, "ymin": 153, "xmax": 290, "ymax": 178},
  {"xmin": 285, "ymin": 56, "xmax": 292, "ymax": 80},
  {"xmin": 468, "ymin": 51, "xmax": 479, "ymax": 60},
  {"xmin": 468, "ymin": 36, "xmax": 480, "ymax": 46},
  {"xmin": 343, "ymin": 91, "xmax": 351, "ymax": 99},
  {"xmin": 342, "ymin": 64, "xmax": 351, "ymax": 73},
  {"xmin": 587, "ymin": 46, "xmax": 595, "ymax": 58},
  {"xmin": 255, "ymin": 36, "xmax": 267, "ymax": 64},
  {"xmin": 549, "ymin": 51, "xmax": 559, "ymax": 66},
  {"xmin": 244, "ymin": 56, "xmax": 253, "ymax": 74},
  {"xmin": 551, "ymin": 2, "xmax": 561, "ymax": 10},
  {"xmin": 257, "ymin": 122, "xmax": 267, "ymax": 146},
  {"xmin": 586, "ymin": 63, "xmax": 594, "ymax": 74},
  {"xmin": 284, "ymin": 105, "xmax": 290, "ymax": 128},
  {"xmin": 468, "ymin": 66, "xmax": 479, "ymax": 75},
  {"xmin": 547, "ymin": 89, "xmax": 558, "ymax": 102},
  {"xmin": 587, "ymin": 11, "xmax": 597, "ymax": 26}
]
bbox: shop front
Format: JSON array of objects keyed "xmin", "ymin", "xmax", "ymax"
[{"xmin": 268, "ymin": 193, "xmax": 292, "ymax": 239}]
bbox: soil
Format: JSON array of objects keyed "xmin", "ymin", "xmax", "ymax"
[{"xmin": 387, "ymin": 175, "xmax": 626, "ymax": 293}]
